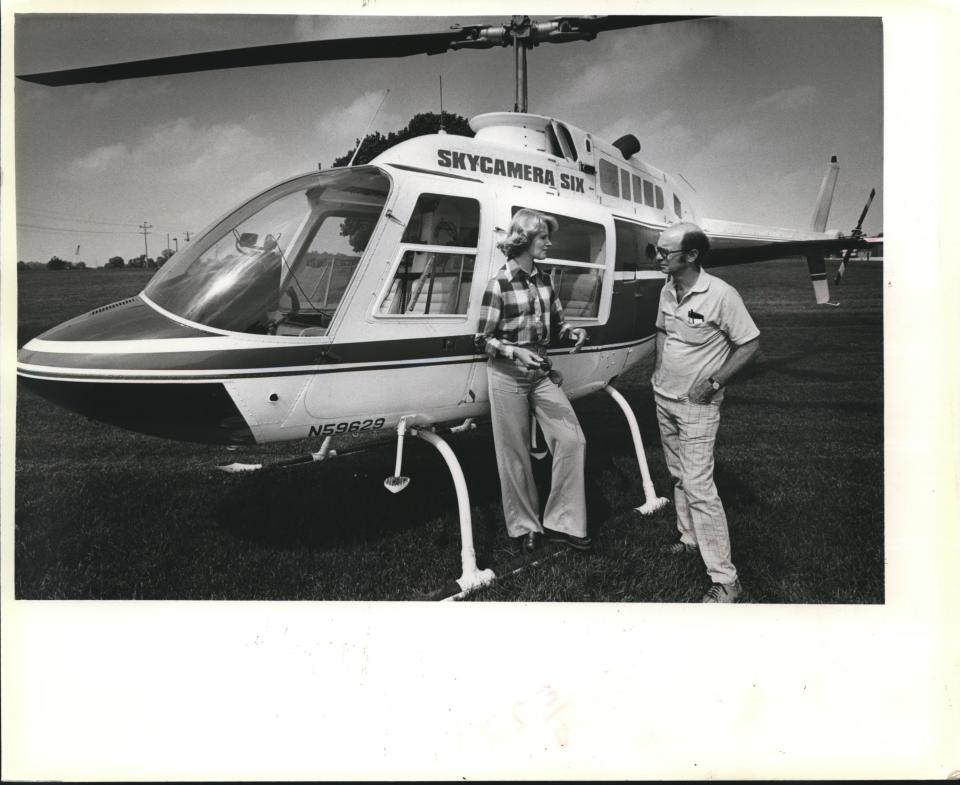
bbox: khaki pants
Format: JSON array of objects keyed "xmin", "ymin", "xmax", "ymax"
[
  {"xmin": 655, "ymin": 393, "xmax": 737, "ymax": 584},
  {"xmin": 487, "ymin": 356, "xmax": 587, "ymax": 539}
]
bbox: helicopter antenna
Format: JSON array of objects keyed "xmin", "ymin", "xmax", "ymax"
[
  {"xmin": 348, "ymin": 89, "xmax": 390, "ymax": 167},
  {"xmin": 678, "ymin": 173, "xmax": 698, "ymax": 192},
  {"xmin": 439, "ymin": 74, "xmax": 445, "ymax": 133}
]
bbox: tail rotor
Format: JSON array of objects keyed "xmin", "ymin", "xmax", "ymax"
[{"xmin": 835, "ymin": 188, "xmax": 876, "ymax": 285}]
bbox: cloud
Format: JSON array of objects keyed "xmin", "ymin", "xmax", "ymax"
[
  {"xmin": 64, "ymin": 116, "xmax": 301, "ymax": 231},
  {"xmin": 71, "ymin": 143, "xmax": 130, "ymax": 173},
  {"xmin": 69, "ymin": 117, "xmax": 264, "ymax": 176},
  {"xmin": 752, "ymin": 84, "xmax": 819, "ymax": 113},
  {"xmin": 599, "ymin": 110, "xmax": 694, "ymax": 156},
  {"xmin": 293, "ymin": 16, "xmax": 424, "ymax": 42},
  {"xmin": 76, "ymin": 79, "xmax": 174, "ymax": 109},
  {"xmin": 682, "ymin": 115, "xmax": 825, "ymax": 226},
  {"xmin": 293, "ymin": 16, "xmax": 342, "ymax": 41},
  {"xmin": 551, "ymin": 24, "xmax": 712, "ymax": 113},
  {"xmin": 313, "ymin": 91, "xmax": 403, "ymax": 167}
]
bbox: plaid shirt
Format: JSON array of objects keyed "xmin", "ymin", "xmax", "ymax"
[{"xmin": 475, "ymin": 259, "xmax": 573, "ymax": 359}]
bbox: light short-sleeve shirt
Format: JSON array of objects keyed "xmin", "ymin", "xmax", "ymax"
[{"xmin": 652, "ymin": 269, "xmax": 759, "ymax": 404}]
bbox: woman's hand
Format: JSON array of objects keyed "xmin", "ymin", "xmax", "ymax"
[
  {"xmin": 513, "ymin": 347, "xmax": 545, "ymax": 370},
  {"xmin": 569, "ymin": 327, "xmax": 588, "ymax": 353}
]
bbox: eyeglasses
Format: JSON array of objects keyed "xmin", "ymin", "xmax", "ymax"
[{"xmin": 655, "ymin": 246, "xmax": 686, "ymax": 259}]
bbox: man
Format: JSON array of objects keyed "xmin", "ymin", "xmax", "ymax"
[{"xmin": 651, "ymin": 222, "xmax": 760, "ymax": 602}]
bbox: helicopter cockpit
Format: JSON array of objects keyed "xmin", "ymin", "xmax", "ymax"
[{"xmin": 143, "ymin": 167, "xmax": 391, "ymax": 336}]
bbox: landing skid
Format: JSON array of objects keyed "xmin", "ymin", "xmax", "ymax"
[
  {"xmin": 217, "ymin": 436, "xmax": 337, "ymax": 473},
  {"xmin": 411, "ymin": 427, "xmax": 496, "ymax": 595},
  {"xmin": 381, "ymin": 417, "xmax": 495, "ymax": 595},
  {"xmin": 602, "ymin": 385, "xmax": 670, "ymax": 515},
  {"xmin": 215, "ymin": 391, "xmax": 667, "ymax": 597}
]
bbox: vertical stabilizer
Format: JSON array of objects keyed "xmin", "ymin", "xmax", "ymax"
[
  {"xmin": 806, "ymin": 252, "xmax": 836, "ymax": 305},
  {"xmin": 809, "ymin": 156, "xmax": 839, "ymax": 232}
]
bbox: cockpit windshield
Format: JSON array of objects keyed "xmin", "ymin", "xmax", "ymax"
[{"xmin": 144, "ymin": 167, "xmax": 391, "ymax": 335}]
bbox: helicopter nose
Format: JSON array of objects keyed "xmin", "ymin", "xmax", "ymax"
[
  {"xmin": 18, "ymin": 375, "xmax": 255, "ymax": 445},
  {"xmin": 25, "ymin": 293, "xmax": 209, "ymax": 343},
  {"xmin": 17, "ymin": 295, "xmax": 256, "ymax": 445}
]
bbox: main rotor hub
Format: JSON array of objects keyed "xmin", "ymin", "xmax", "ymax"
[{"xmin": 450, "ymin": 16, "xmax": 596, "ymax": 51}]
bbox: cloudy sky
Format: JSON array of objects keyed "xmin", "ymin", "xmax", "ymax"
[{"xmin": 13, "ymin": 14, "xmax": 882, "ymax": 266}]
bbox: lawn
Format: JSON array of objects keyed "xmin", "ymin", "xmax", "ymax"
[{"xmin": 14, "ymin": 261, "xmax": 883, "ymax": 602}]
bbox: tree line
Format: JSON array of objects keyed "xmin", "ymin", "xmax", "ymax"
[{"xmin": 18, "ymin": 248, "xmax": 176, "ymax": 271}]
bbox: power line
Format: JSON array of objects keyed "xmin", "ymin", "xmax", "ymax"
[
  {"xmin": 18, "ymin": 206, "xmax": 143, "ymax": 228},
  {"xmin": 16, "ymin": 222, "xmax": 141, "ymax": 235},
  {"xmin": 19, "ymin": 207, "xmax": 190, "ymax": 234}
]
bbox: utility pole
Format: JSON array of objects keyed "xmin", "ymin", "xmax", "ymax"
[
  {"xmin": 173, "ymin": 237, "xmax": 178, "ymax": 252},
  {"xmin": 183, "ymin": 231, "xmax": 191, "ymax": 243},
  {"xmin": 139, "ymin": 221, "xmax": 152, "ymax": 261},
  {"xmin": 166, "ymin": 232, "xmax": 170, "ymax": 251}
]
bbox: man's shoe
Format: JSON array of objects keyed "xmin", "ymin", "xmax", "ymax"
[
  {"xmin": 543, "ymin": 528, "xmax": 593, "ymax": 551},
  {"xmin": 701, "ymin": 579, "xmax": 743, "ymax": 603},
  {"xmin": 662, "ymin": 541, "xmax": 698, "ymax": 556},
  {"xmin": 516, "ymin": 531, "xmax": 542, "ymax": 555}
]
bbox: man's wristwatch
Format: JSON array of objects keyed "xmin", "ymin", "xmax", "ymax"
[{"xmin": 708, "ymin": 376, "xmax": 723, "ymax": 392}]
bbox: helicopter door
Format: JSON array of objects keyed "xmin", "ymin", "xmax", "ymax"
[
  {"xmin": 305, "ymin": 184, "xmax": 487, "ymax": 424},
  {"xmin": 614, "ymin": 217, "xmax": 664, "ymax": 337}
]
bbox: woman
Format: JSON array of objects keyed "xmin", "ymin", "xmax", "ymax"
[{"xmin": 476, "ymin": 209, "xmax": 591, "ymax": 554}]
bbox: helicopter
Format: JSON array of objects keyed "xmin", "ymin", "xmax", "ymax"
[{"xmin": 15, "ymin": 15, "xmax": 877, "ymax": 596}]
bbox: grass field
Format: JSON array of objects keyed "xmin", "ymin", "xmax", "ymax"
[{"xmin": 14, "ymin": 262, "xmax": 883, "ymax": 602}]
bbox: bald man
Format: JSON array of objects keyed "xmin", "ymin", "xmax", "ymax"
[{"xmin": 651, "ymin": 222, "xmax": 760, "ymax": 603}]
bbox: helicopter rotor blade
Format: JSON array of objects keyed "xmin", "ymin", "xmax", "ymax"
[
  {"xmin": 17, "ymin": 16, "xmax": 708, "ymax": 87},
  {"xmin": 547, "ymin": 15, "xmax": 708, "ymax": 36},
  {"xmin": 18, "ymin": 29, "xmax": 478, "ymax": 86},
  {"xmin": 835, "ymin": 187, "xmax": 876, "ymax": 284},
  {"xmin": 854, "ymin": 187, "xmax": 877, "ymax": 232}
]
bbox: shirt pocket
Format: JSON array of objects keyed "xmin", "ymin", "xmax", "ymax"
[{"xmin": 672, "ymin": 315, "xmax": 714, "ymax": 345}]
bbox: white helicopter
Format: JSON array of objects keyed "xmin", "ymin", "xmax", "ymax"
[{"xmin": 16, "ymin": 16, "xmax": 874, "ymax": 596}]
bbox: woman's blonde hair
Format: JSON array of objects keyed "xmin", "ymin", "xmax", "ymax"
[{"xmin": 497, "ymin": 208, "xmax": 559, "ymax": 259}]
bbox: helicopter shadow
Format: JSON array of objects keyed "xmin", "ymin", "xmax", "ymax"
[
  {"xmin": 215, "ymin": 433, "xmax": 505, "ymax": 553},
  {"xmin": 215, "ymin": 382, "xmax": 764, "ymax": 556},
  {"xmin": 215, "ymin": 408, "xmax": 644, "ymax": 558}
]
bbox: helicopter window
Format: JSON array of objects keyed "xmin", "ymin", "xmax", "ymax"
[
  {"xmin": 510, "ymin": 206, "xmax": 604, "ymax": 267},
  {"xmin": 511, "ymin": 206, "xmax": 606, "ymax": 319},
  {"xmin": 631, "ymin": 175, "xmax": 644, "ymax": 205},
  {"xmin": 673, "ymin": 194, "xmax": 683, "ymax": 218},
  {"xmin": 379, "ymin": 193, "xmax": 479, "ymax": 317},
  {"xmin": 275, "ymin": 215, "xmax": 369, "ymax": 327},
  {"xmin": 545, "ymin": 124, "xmax": 564, "ymax": 158},
  {"xmin": 598, "ymin": 159, "xmax": 620, "ymax": 197},
  {"xmin": 615, "ymin": 219, "xmax": 661, "ymax": 273},
  {"xmin": 655, "ymin": 185, "xmax": 665, "ymax": 210},
  {"xmin": 543, "ymin": 265, "xmax": 602, "ymax": 318},
  {"xmin": 379, "ymin": 251, "xmax": 475, "ymax": 315},
  {"xmin": 620, "ymin": 169, "xmax": 632, "ymax": 201},
  {"xmin": 401, "ymin": 194, "xmax": 479, "ymax": 246},
  {"xmin": 144, "ymin": 167, "xmax": 390, "ymax": 335},
  {"xmin": 556, "ymin": 124, "xmax": 579, "ymax": 162},
  {"xmin": 642, "ymin": 179, "xmax": 654, "ymax": 206}
]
